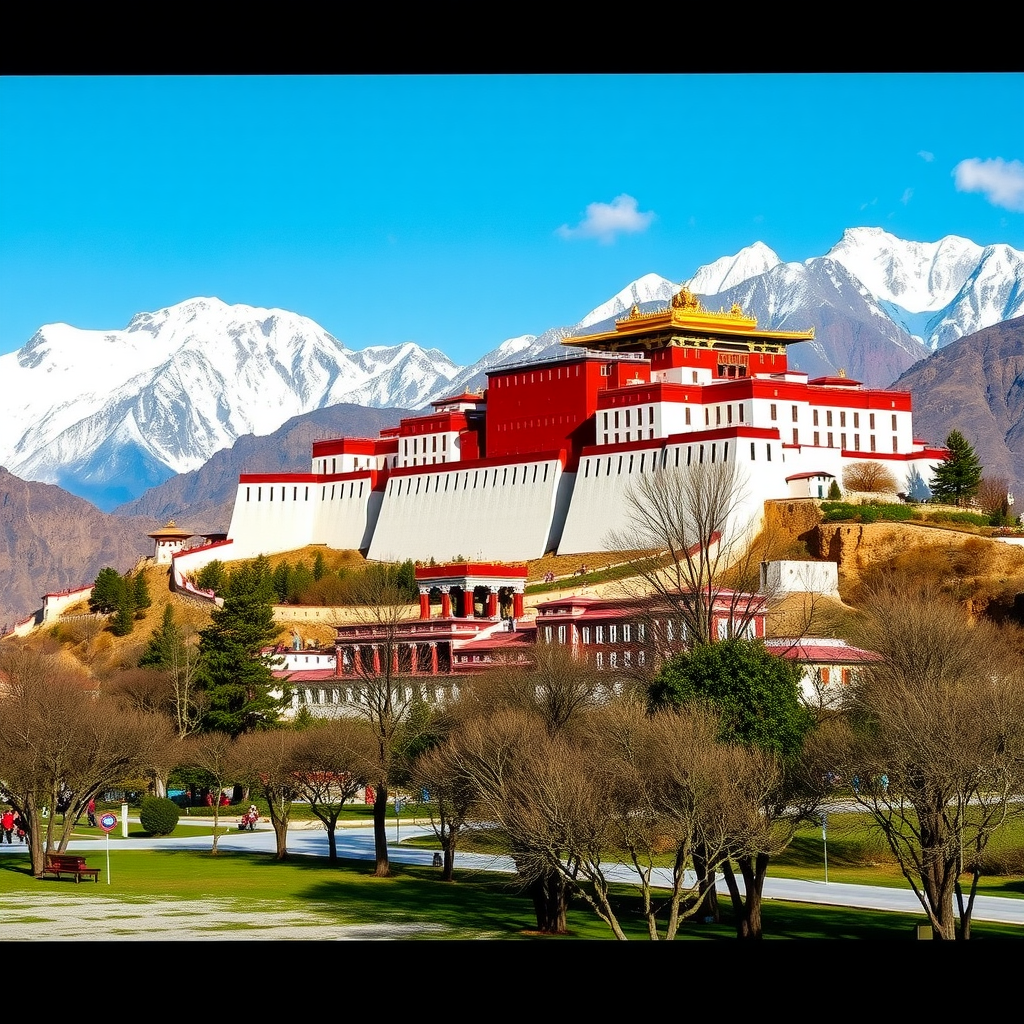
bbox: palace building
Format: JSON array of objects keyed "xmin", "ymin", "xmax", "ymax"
[{"xmin": 172, "ymin": 288, "xmax": 947, "ymax": 585}]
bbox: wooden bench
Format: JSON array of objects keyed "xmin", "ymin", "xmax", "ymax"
[{"xmin": 41, "ymin": 853, "xmax": 101, "ymax": 883}]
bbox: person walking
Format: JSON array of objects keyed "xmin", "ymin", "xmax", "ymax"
[
  {"xmin": 87, "ymin": 798, "xmax": 97, "ymax": 827},
  {"xmin": 1, "ymin": 808, "xmax": 14, "ymax": 844}
]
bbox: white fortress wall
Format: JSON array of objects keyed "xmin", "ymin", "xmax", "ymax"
[
  {"xmin": 559, "ymin": 431, "xmax": 788, "ymax": 555},
  {"xmin": 310, "ymin": 473, "xmax": 381, "ymax": 551},
  {"xmin": 172, "ymin": 540, "xmax": 237, "ymax": 588},
  {"xmin": 557, "ymin": 442, "xmax": 663, "ymax": 554},
  {"xmin": 225, "ymin": 478, "xmax": 318, "ymax": 559},
  {"xmin": 367, "ymin": 456, "xmax": 566, "ymax": 563}
]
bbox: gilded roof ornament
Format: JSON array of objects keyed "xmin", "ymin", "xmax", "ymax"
[{"xmin": 671, "ymin": 287, "xmax": 702, "ymax": 312}]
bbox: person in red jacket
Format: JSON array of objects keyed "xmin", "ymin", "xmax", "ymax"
[{"xmin": 1, "ymin": 808, "xmax": 14, "ymax": 844}]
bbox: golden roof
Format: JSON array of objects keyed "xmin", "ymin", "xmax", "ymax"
[{"xmin": 564, "ymin": 286, "xmax": 814, "ymax": 350}]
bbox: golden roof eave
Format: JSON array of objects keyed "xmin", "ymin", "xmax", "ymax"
[{"xmin": 565, "ymin": 288, "xmax": 814, "ymax": 348}]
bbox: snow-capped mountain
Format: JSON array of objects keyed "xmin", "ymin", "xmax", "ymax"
[
  {"xmin": 0, "ymin": 298, "xmax": 460, "ymax": 508},
  {"xmin": 2, "ymin": 229, "xmax": 1021, "ymax": 511}
]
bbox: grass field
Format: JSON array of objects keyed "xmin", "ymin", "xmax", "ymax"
[{"xmin": 2, "ymin": 846, "xmax": 1020, "ymax": 941}]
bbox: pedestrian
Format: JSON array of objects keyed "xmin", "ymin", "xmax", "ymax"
[
  {"xmin": 1, "ymin": 808, "xmax": 13, "ymax": 844},
  {"xmin": 852, "ymin": 775, "xmax": 860, "ymax": 795},
  {"xmin": 880, "ymin": 774, "xmax": 889, "ymax": 793},
  {"xmin": 12, "ymin": 809, "xmax": 25, "ymax": 843},
  {"xmin": 87, "ymin": 798, "xmax": 96, "ymax": 827}
]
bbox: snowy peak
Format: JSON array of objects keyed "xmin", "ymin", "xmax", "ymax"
[
  {"xmin": 686, "ymin": 241, "xmax": 782, "ymax": 295},
  {"xmin": 575, "ymin": 273, "xmax": 678, "ymax": 329},
  {"xmin": 824, "ymin": 227, "xmax": 985, "ymax": 313}
]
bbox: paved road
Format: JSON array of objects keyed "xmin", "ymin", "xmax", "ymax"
[{"xmin": 16, "ymin": 818, "xmax": 1019, "ymax": 926}]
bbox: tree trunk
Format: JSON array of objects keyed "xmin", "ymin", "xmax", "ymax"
[
  {"xmin": 373, "ymin": 783, "xmax": 390, "ymax": 877},
  {"xmin": 722, "ymin": 855, "xmax": 768, "ymax": 940},
  {"xmin": 692, "ymin": 848, "xmax": 720, "ymax": 923},
  {"xmin": 273, "ymin": 820, "xmax": 288, "ymax": 860},
  {"xmin": 528, "ymin": 869, "xmax": 569, "ymax": 933},
  {"xmin": 442, "ymin": 845, "xmax": 454, "ymax": 882},
  {"xmin": 326, "ymin": 825, "xmax": 338, "ymax": 863}
]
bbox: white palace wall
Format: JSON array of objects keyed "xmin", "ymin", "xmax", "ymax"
[
  {"xmin": 367, "ymin": 457, "xmax": 566, "ymax": 563},
  {"xmin": 558, "ymin": 433, "xmax": 790, "ymax": 555}
]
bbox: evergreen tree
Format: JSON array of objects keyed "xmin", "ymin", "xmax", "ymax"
[
  {"xmin": 140, "ymin": 605, "xmax": 182, "ymax": 668},
  {"xmin": 827, "ymin": 479, "xmax": 842, "ymax": 501},
  {"xmin": 930, "ymin": 430, "xmax": 983, "ymax": 507},
  {"xmin": 197, "ymin": 557, "xmax": 287, "ymax": 736},
  {"xmin": 109, "ymin": 583, "xmax": 137, "ymax": 636},
  {"xmin": 312, "ymin": 551, "xmax": 326, "ymax": 581},
  {"xmin": 195, "ymin": 560, "xmax": 226, "ymax": 594},
  {"xmin": 133, "ymin": 572, "xmax": 152, "ymax": 618},
  {"xmin": 90, "ymin": 567, "xmax": 124, "ymax": 614},
  {"xmin": 272, "ymin": 562, "xmax": 291, "ymax": 603},
  {"xmin": 288, "ymin": 560, "xmax": 313, "ymax": 603}
]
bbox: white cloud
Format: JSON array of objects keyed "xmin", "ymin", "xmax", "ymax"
[
  {"xmin": 901, "ymin": 188, "xmax": 914, "ymax": 205},
  {"xmin": 954, "ymin": 157, "xmax": 1024, "ymax": 213},
  {"xmin": 859, "ymin": 198, "xmax": 878, "ymax": 211},
  {"xmin": 918, "ymin": 150, "xmax": 934, "ymax": 162},
  {"xmin": 557, "ymin": 194, "xmax": 655, "ymax": 243}
]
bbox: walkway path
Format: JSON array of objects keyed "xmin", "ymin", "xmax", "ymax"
[{"xmin": 12, "ymin": 818, "xmax": 1019, "ymax": 927}]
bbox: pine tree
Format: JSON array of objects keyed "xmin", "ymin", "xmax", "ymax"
[
  {"xmin": 196, "ymin": 557, "xmax": 288, "ymax": 736},
  {"xmin": 90, "ymin": 567, "xmax": 124, "ymax": 614},
  {"xmin": 140, "ymin": 605, "xmax": 182, "ymax": 668},
  {"xmin": 930, "ymin": 430, "xmax": 983, "ymax": 507},
  {"xmin": 133, "ymin": 572, "xmax": 152, "ymax": 618}
]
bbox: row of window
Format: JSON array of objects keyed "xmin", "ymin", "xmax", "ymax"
[
  {"xmin": 809, "ymin": 431, "xmax": 897, "ymax": 452},
  {"xmin": 389, "ymin": 463, "xmax": 551, "ymax": 497},
  {"xmin": 494, "ymin": 365, "xmax": 584, "ymax": 387},
  {"xmin": 403, "ymin": 435, "xmax": 449, "ymax": 456},
  {"xmin": 542, "ymin": 618, "xmax": 756, "ymax": 645},
  {"xmin": 811, "ymin": 410, "xmax": 894, "ymax": 430},
  {"xmin": 771, "ymin": 405, "xmax": 896, "ymax": 431},
  {"xmin": 245, "ymin": 482, "xmax": 365, "ymax": 503}
]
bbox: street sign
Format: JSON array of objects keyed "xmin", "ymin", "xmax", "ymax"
[{"xmin": 98, "ymin": 812, "xmax": 117, "ymax": 834}]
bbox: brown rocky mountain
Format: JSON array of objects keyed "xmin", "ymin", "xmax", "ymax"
[
  {"xmin": 0, "ymin": 405, "xmax": 412, "ymax": 632},
  {"xmin": 114, "ymin": 403, "xmax": 413, "ymax": 534},
  {"xmin": 0, "ymin": 467, "xmax": 161, "ymax": 631},
  {"xmin": 890, "ymin": 316, "xmax": 1024, "ymax": 501}
]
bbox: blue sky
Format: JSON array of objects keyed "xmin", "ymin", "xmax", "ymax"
[{"xmin": 1, "ymin": 74, "xmax": 1021, "ymax": 365}]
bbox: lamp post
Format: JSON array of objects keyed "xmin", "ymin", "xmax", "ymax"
[{"xmin": 821, "ymin": 811, "xmax": 829, "ymax": 885}]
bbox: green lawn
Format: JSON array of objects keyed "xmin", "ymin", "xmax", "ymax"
[{"xmin": 3, "ymin": 847, "xmax": 1020, "ymax": 940}]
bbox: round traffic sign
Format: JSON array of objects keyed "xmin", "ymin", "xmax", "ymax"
[{"xmin": 98, "ymin": 812, "xmax": 117, "ymax": 833}]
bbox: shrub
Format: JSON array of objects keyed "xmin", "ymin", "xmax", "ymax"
[{"xmin": 139, "ymin": 796, "xmax": 181, "ymax": 836}]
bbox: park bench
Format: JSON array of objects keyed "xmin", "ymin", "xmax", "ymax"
[{"xmin": 41, "ymin": 853, "xmax": 101, "ymax": 883}]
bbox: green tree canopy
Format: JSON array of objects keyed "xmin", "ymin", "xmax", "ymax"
[
  {"xmin": 140, "ymin": 604, "xmax": 183, "ymax": 669},
  {"xmin": 90, "ymin": 567, "xmax": 125, "ymax": 614},
  {"xmin": 930, "ymin": 430, "xmax": 983, "ymax": 507},
  {"xmin": 197, "ymin": 557, "xmax": 288, "ymax": 736},
  {"xmin": 649, "ymin": 638, "xmax": 811, "ymax": 756}
]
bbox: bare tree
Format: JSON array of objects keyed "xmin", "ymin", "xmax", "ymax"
[
  {"xmin": 607, "ymin": 458, "xmax": 773, "ymax": 649},
  {"xmin": 461, "ymin": 644, "xmax": 615, "ymax": 931},
  {"xmin": 339, "ymin": 562, "xmax": 421, "ymax": 877},
  {"xmin": 230, "ymin": 729, "xmax": 302, "ymax": 860},
  {"xmin": 593, "ymin": 700, "xmax": 775, "ymax": 939},
  {"xmin": 0, "ymin": 645, "xmax": 175, "ymax": 876},
  {"xmin": 176, "ymin": 731, "xmax": 235, "ymax": 855},
  {"xmin": 409, "ymin": 737, "xmax": 478, "ymax": 882},
  {"xmin": 836, "ymin": 575, "xmax": 1024, "ymax": 939},
  {"xmin": 842, "ymin": 461, "xmax": 898, "ymax": 494},
  {"xmin": 976, "ymin": 475, "xmax": 1011, "ymax": 521},
  {"xmin": 289, "ymin": 720, "xmax": 372, "ymax": 862}
]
